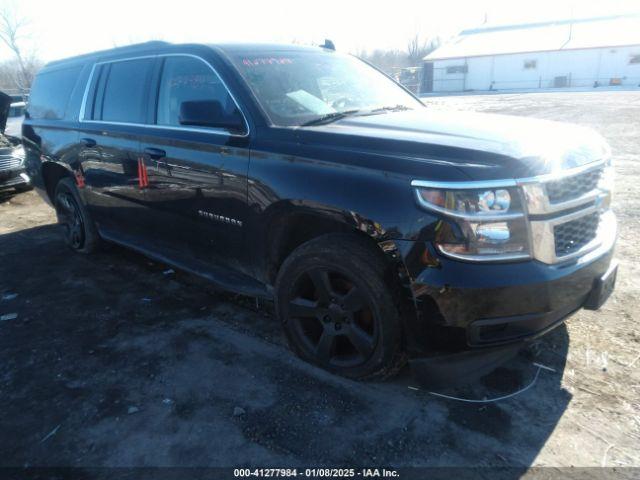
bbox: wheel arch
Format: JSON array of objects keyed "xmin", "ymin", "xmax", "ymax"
[
  {"xmin": 41, "ymin": 161, "xmax": 74, "ymax": 203},
  {"xmin": 263, "ymin": 206, "xmax": 419, "ymax": 351},
  {"xmin": 264, "ymin": 206, "xmax": 389, "ymax": 285}
]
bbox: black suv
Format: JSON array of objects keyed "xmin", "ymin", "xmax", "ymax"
[{"xmin": 23, "ymin": 41, "xmax": 617, "ymax": 380}]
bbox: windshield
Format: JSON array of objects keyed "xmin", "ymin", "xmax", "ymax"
[{"xmin": 229, "ymin": 50, "xmax": 423, "ymax": 127}]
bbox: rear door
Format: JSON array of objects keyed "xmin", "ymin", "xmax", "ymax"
[
  {"xmin": 141, "ymin": 54, "xmax": 253, "ymax": 274},
  {"xmin": 79, "ymin": 57, "xmax": 155, "ymax": 240}
]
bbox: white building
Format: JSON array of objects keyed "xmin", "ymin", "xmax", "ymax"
[{"xmin": 421, "ymin": 15, "xmax": 640, "ymax": 94}]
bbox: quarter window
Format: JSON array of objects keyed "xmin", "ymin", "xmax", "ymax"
[
  {"xmin": 100, "ymin": 58, "xmax": 153, "ymax": 123},
  {"xmin": 28, "ymin": 66, "xmax": 82, "ymax": 120},
  {"xmin": 156, "ymin": 56, "xmax": 238, "ymax": 128}
]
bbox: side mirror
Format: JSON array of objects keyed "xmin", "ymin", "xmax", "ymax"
[{"xmin": 179, "ymin": 100, "xmax": 245, "ymax": 133}]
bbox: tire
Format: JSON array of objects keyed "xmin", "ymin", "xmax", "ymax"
[
  {"xmin": 275, "ymin": 233, "xmax": 405, "ymax": 380},
  {"xmin": 54, "ymin": 177, "xmax": 100, "ymax": 253}
]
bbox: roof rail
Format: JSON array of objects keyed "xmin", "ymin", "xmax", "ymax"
[{"xmin": 46, "ymin": 40, "xmax": 171, "ymax": 66}]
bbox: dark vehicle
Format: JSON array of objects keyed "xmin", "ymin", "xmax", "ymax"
[
  {"xmin": 23, "ymin": 42, "xmax": 617, "ymax": 380},
  {"xmin": 0, "ymin": 91, "xmax": 30, "ymax": 194}
]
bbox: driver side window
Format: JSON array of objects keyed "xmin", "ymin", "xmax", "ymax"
[{"xmin": 156, "ymin": 56, "xmax": 237, "ymax": 127}]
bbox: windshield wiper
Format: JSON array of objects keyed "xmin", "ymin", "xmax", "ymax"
[
  {"xmin": 366, "ymin": 104, "xmax": 412, "ymax": 114},
  {"xmin": 300, "ymin": 109, "xmax": 360, "ymax": 127}
]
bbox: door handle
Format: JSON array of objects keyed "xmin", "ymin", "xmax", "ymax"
[
  {"xmin": 144, "ymin": 147, "xmax": 166, "ymax": 160},
  {"xmin": 80, "ymin": 137, "xmax": 96, "ymax": 147}
]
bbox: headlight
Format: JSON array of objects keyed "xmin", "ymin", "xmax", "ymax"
[
  {"xmin": 417, "ymin": 187, "xmax": 517, "ymax": 216},
  {"xmin": 13, "ymin": 145, "xmax": 25, "ymax": 165},
  {"xmin": 414, "ymin": 184, "xmax": 530, "ymax": 261}
]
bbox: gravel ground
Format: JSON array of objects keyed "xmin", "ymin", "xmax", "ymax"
[{"xmin": 0, "ymin": 91, "xmax": 638, "ymax": 473}]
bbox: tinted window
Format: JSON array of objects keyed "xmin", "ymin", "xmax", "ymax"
[
  {"xmin": 28, "ymin": 66, "xmax": 82, "ymax": 120},
  {"xmin": 100, "ymin": 58, "xmax": 153, "ymax": 123},
  {"xmin": 156, "ymin": 56, "xmax": 237, "ymax": 127}
]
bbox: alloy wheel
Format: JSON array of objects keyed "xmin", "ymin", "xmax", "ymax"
[
  {"xmin": 55, "ymin": 191, "xmax": 85, "ymax": 250},
  {"xmin": 286, "ymin": 267, "xmax": 378, "ymax": 368}
]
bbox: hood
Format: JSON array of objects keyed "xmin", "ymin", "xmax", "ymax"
[
  {"xmin": 0, "ymin": 91, "xmax": 10, "ymax": 134},
  {"xmin": 300, "ymin": 109, "xmax": 610, "ymax": 180}
]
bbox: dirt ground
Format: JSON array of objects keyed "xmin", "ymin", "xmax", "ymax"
[{"xmin": 0, "ymin": 91, "xmax": 638, "ymax": 473}]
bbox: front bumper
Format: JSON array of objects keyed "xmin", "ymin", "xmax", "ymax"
[
  {"xmin": 397, "ymin": 236, "xmax": 616, "ymax": 353},
  {"xmin": 400, "ymin": 239, "xmax": 615, "ymax": 387},
  {"xmin": 0, "ymin": 168, "xmax": 30, "ymax": 191}
]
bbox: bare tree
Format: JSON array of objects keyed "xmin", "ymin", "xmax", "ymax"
[
  {"xmin": 356, "ymin": 48, "xmax": 409, "ymax": 75},
  {"xmin": 406, "ymin": 34, "xmax": 440, "ymax": 66},
  {"xmin": 0, "ymin": 5, "xmax": 39, "ymax": 92},
  {"xmin": 357, "ymin": 34, "xmax": 442, "ymax": 75}
]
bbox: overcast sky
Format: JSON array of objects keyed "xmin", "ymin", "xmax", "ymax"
[{"xmin": 1, "ymin": 0, "xmax": 639, "ymax": 62}]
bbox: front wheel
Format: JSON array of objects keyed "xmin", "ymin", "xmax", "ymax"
[
  {"xmin": 54, "ymin": 177, "xmax": 100, "ymax": 253},
  {"xmin": 275, "ymin": 234, "xmax": 405, "ymax": 379}
]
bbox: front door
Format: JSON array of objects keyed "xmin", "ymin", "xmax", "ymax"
[{"xmin": 141, "ymin": 54, "xmax": 252, "ymax": 275}]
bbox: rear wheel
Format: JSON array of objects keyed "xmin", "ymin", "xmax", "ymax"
[
  {"xmin": 275, "ymin": 234, "xmax": 405, "ymax": 379},
  {"xmin": 54, "ymin": 177, "xmax": 100, "ymax": 253}
]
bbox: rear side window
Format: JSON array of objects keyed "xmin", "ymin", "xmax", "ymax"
[
  {"xmin": 156, "ymin": 56, "xmax": 237, "ymax": 127},
  {"xmin": 98, "ymin": 58, "xmax": 153, "ymax": 123},
  {"xmin": 28, "ymin": 66, "xmax": 82, "ymax": 120}
]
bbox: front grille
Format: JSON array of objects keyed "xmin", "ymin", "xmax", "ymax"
[
  {"xmin": 546, "ymin": 167, "xmax": 603, "ymax": 204},
  {"xmin": 554, "ymin": 211, "xmax": 600, "ymax": 256},
  {"xmin": 0, "ymin": 155, "xmax": 22, "ymax": 171}
]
